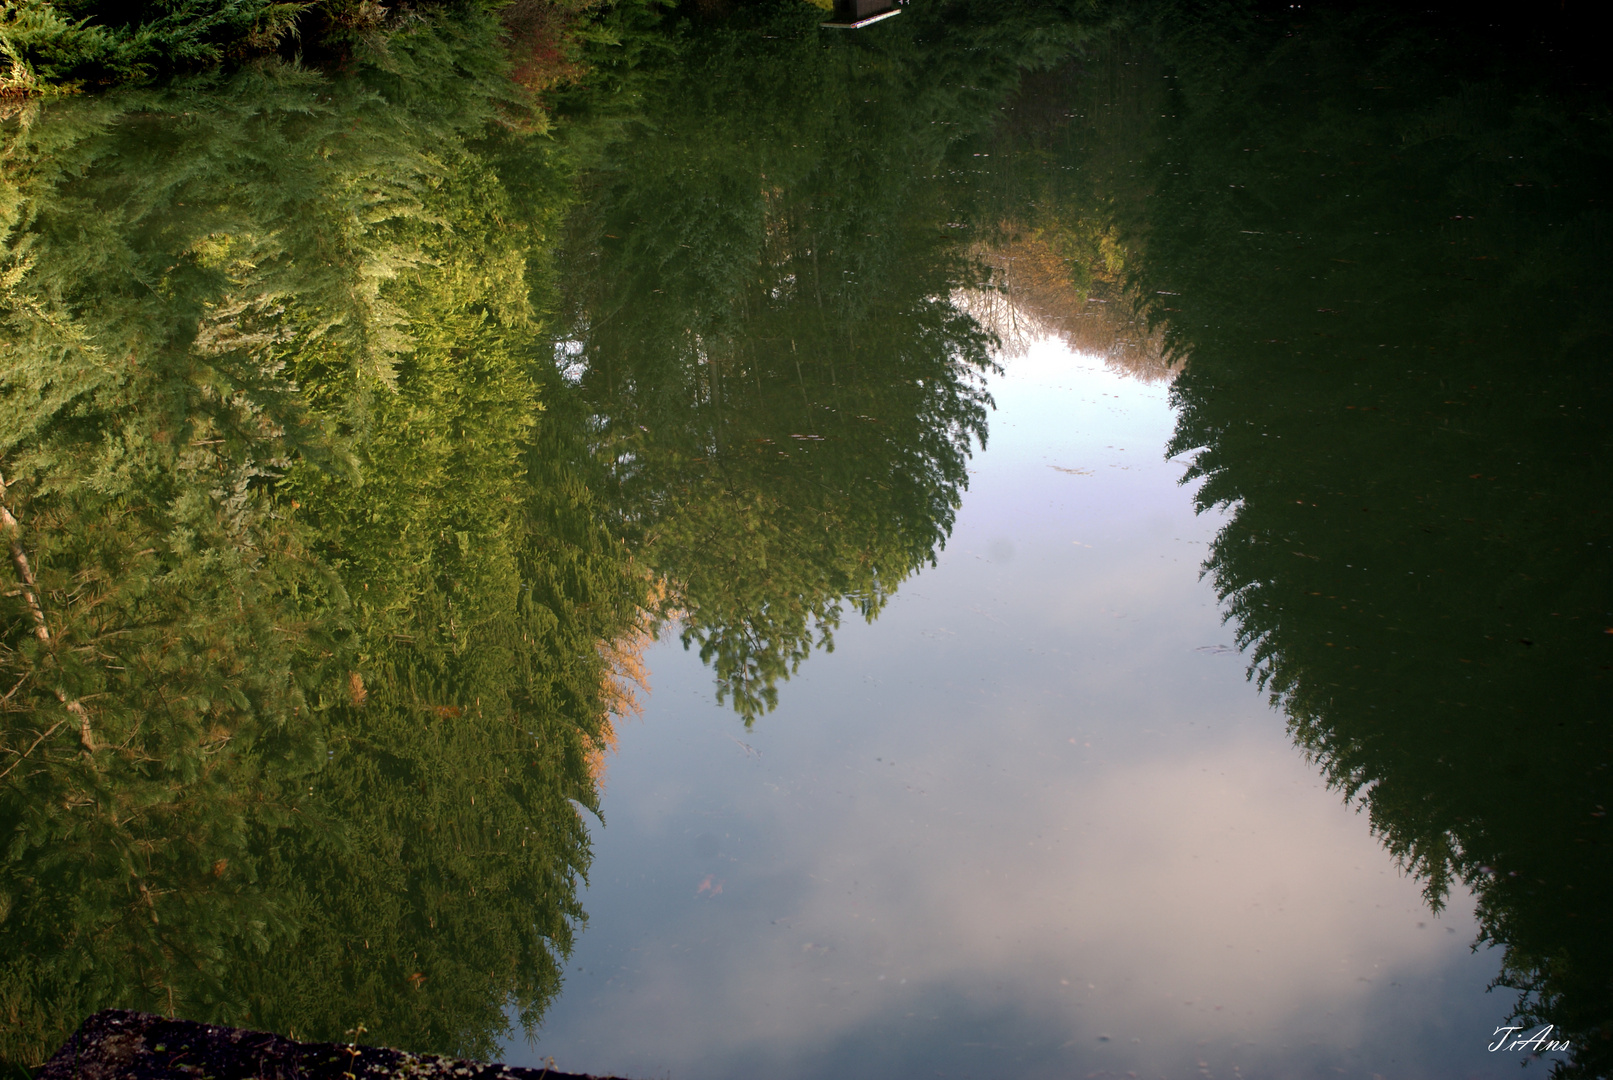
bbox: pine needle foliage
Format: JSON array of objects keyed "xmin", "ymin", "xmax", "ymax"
[
  {"xmin": 1094, "ymin": 4, "xmax": 1613, "ymax": 1074},
  {"xmin": 1, "ymin": 15, "xmax": 647, "ymax": 1068},
  {"xmin": 0, "ymin": 0, "xmax": 636, "ymax": 97},
  {"xmin": 556, "ymin": 0, "xmax": 1107, "ymax": 722}
]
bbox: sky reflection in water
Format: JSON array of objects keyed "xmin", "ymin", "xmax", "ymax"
[{"xmin": 512, "ymin": 340, "xmax": 1508, "ymax": 1080}]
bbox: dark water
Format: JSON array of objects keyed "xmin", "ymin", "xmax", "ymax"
[{"xmin": 2, "ymin": 3, "xmax": 1608, "ymax": 1078}]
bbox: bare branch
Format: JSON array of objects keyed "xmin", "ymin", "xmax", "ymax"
[
  {"xmin": 0, "ymin": 470, "xmax": 51, "ymax": 643},
  {"xmin": 0, "ymin": 719, "xmax": 67, "ymax": 781},
  {"xmin": 0, "ymin": 669, "xmax": 29, "ymax": 705},
  {"xmin": 0, "ymin": 468, "xmax": 98, "ymax": 752}
]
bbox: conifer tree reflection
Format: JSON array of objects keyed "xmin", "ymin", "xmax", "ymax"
[
  {"xmin": 0, "ymin": 2, "xmax": 1102, "ymax": 1068},
  {"xmin": 1110, "ymin": 10, "xmax": 1613, "ymax": 1073},
  {"xmin": 554, "ymin": 1, "xmax": 1097, "ymax": 720},
  {"xmin": 0, "ymin": 37, "xmax": 641, "ymax": 1068}
]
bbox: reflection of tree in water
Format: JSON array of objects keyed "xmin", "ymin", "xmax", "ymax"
[
  {"xmin": 14, "ymin": 2, "xmax": 1602, "ymax": 1077},
  {"xmin": 0, "ymin": 33, "xmax": 643, "ymax": 1069},
  {"xmin": 953, "ymin": 57, "xmax": 1174, "ymax": 378},
  {"xmin": 556, "ymin": 0, "xmax": 1089, "ymax": 722},
  {"xmin": 1107, "ymin": 7, "xmax": 1613, "ymax": 1075},
  {"xmin": 0, "ymin": 1, "xmax": 1108, "ymax": 1070},
  {"xmin": 959, "ymin": 243, "xmax": 1170, "ymax": 380}
]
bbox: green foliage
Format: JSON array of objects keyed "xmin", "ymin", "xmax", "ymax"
[
  {"xmin": 553, "ymin": 0, "xmax": 1103, "ymax": 720},
  {"xmin": 1, "ymin": 2, "xmax": 1106, "ymax": 1063},
  {"xmin": 2, "ymin": 0, "xmax": 328, "ymax": 91},
  {"xmin": 1, "ymin": 0, "xmax": 124, "ymax": 94},
  {"xmin": 0, "ymin": 19, "xmax": 647, "ymax": 1068},
  {"xmin": 0, "ymin": 0, "xmax": 658, "ymax": 96},
  {"xmin": 0, "ymin": 65, "xmax": 353, "ymax": 1065},
  {"xmin": 1092, "ymin": 5, "xmax": 1613, "ymax": 1074}
]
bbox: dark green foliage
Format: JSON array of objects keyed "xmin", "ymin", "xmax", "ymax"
[
  {"xmin": 557, "ymin": 0, "xmax": 1103, "ymax": 720},
  {"xmin": 3, "ymin": 0, "xmax": 370, "ymax": 91},
  {"xmin": 0, "ymin": 0, "xmax": 652, "ymax": 96},
  {"xmin": 1097, "ymin": 6, "xmax": 1613, "ymax": 1074}
]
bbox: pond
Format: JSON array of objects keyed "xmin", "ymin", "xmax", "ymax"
[{"xmin": 1, "ymin": 3, "xmax": 1608, "ymax": 1079}]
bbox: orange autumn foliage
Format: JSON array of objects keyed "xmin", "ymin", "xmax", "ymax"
[{"xmin": 585, "ymin": 582, "xmax": 664, "ymax": 784}]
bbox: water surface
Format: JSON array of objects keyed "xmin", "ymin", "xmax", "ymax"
[
  {"xmin": 1, "ymin": 3, "xmax": 1608, "ymax": 1078},
  {"xmin": 516, "ymin": 342, "xmax": 1507, "ymax": 1079}
]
